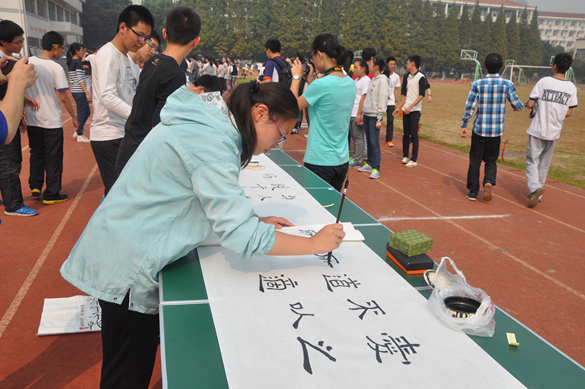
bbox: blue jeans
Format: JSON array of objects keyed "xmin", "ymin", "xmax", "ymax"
[
  {"xmin": 72, "ymin": 92, "xmax": 90, "ymax": 136},
  {"xmin": 363, "ymin": 115, "xmax": 381, "ymax": 171}
]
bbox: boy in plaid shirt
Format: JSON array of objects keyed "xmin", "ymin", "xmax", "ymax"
[{"xmin": 460, "ymin": 53, "xmax": 523, "ymax": 201}]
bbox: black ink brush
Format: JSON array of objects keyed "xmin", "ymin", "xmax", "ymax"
[{"xmin": 327, "ymin": 177, "xmax": 349, "ymax": 267}]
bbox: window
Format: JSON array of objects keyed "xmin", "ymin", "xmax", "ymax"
[
  {"xmin": 28, "ymin": 37, "xmax": 40, "ymax": 48},
  {"xmin": 66, "ymin": 10, "xmax": 70, "ymax": 22},
  {"xmin": 71, "ymin": 12, "xmax": 77, "ymax": 25},
  {"xmin": 37, "ymin": 0, "xmax": 46, "ymax": 17},
  {"xmin": 48, "ymin": 2, "xmax": 56, "ymax": 21},
  {"xmin": 546, "ymin": 29, "xmax": 552, "ymax": 35},
  {"xmin": 57, "ymin": 5, "xmax": 64, "ymax": 21},
  {"xmin": 576, "ymin": 49, "xmax": 585, "ymax": 60},
  {"xmin": 569, "ymin": 31, "xmax": 575, "ymax": 37},
  {"xmin": 567, "ymin": 41, "xmax": 574, "ymax": 47},
  {"xmin": 25, "ymin": 0, "xmax": 36, "ymax": 14},
  {"xmin": 538, "ymin": 19, "xmax": 543, "ymax": 25},
  {"xmin": 553, "ymin": 30, "xmax": 558, "ymax": 36},
  {"xmin": 555, "ymin": 20, "xmax": 560, "ymax": 26},
  {"xmin": 571, "ymin": 21, "xmax": 576, "ymax": 26}
]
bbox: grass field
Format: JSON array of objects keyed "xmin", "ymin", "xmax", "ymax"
[{"xmin": 391, "ymin": 81, "xmax": 585, "ymax": 188}]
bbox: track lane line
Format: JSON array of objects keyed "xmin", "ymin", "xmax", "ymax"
[
  {"xmin": 379, "ymin": 144, "xmax": 585, "ymax": 234},
  {"xmin": 0, "ymin": 164, "xmax": 98, "ymax": 339},
  {"xmin": 373, "ymin": 178, "xmax": 585, "ymax": 302}
]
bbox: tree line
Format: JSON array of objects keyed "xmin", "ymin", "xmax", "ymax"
[{"xmin": 82, "ymin": 0, "xmax": 560, "ymax": 72}]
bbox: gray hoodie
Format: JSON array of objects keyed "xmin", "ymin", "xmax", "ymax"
[{"xmin": 363, "ymin": 74, "xmax": 389, "ymax": 121}]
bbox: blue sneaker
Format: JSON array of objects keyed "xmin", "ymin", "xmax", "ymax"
[{"xmin": 4, "ymin": 205, "xmax": 38, "ymax": 216}]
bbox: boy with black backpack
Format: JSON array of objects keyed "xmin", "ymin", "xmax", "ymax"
[{"xmin": 261, "ymin": 38, "xmax": 290, "ymax": 85}]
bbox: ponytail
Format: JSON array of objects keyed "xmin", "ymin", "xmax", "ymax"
[
  {"xmin": 311, "ymin": 33, "xmax": 347, "ymax": 66},
  {"xmin": 227, "ymin": 82, "xmax": 299, "ymax": 167}
]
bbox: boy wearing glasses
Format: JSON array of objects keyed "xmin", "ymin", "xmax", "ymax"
[
  {"xmin": 25, "ymin": 31, "xmax": 79, "ymax": 205},
  {"xmin": 0, "ymin": 20, "xmax": 40, "ymax": 216},
  {"xmin": 90, "ymin": 5, "xmax": 154, "ymax": 197},
  {"xmin": 116, "ymin": 6, "xmax": 201, "ymax": 175}
]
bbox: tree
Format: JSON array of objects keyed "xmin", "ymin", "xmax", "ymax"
[
  {"xmin": 341, "ymin": 0, "xmax": 379, "ymax": 53},
  {"xmin": 524, "ymin": 8, "xmax": 543, "ymax": 65},
  {"xmin": 442, "ymin": 2, "xmax": 460, "ymax": 69},
  {"xmin": 479, "ymin": 8, "xmax": 493, "ymax": 60},
  {"xmin": 407, "ymin": 0, "xmax": 425, "ymax": 57},
  {"xmin": 519, "ymin": 7, "xmax": 529, "ymax": 64},
  {"xmin": 420, "ymin": 0, "xmax": 438, "ymax": 68},
  {"xmin": 81, "ymin": 0, "xmax": 131, "ymax": 49},
  {"xmin": 469, "ymin": 1, "xmax": 482, "ymax": 54},
  {"xmin": 458, "ymin": 3, "xmax": 472, "ymax": 50},
  {"xmin": 142, "ymin": 0, "xmax": 174, "ymax": 44},
  {"xmin": 382, "ymin": 0, "xmax": 409, "ymax": 60},
  {"xmin": 541, "ymin": 41, "xmax": 565, "ymax": 67},
  {"xmin": 492, "ymin": 6, "xmax": 508, "ymax": 59},
  {"xmin": 506, "ymin": 11, "xmax": 521, "ymax": 62}
]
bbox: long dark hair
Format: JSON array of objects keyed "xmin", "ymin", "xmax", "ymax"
[
  {"xmin": 67, "ymin": 42, "xmax": 83, "ymax": 66},
  {"xmin": 311, "ymin": 33, "xmax": 348, "ymax": 68},
  {"xmin": 228, "ymin": 82, "xmax": 299, "ymax": 167}
]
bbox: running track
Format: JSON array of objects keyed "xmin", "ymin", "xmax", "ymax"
[{"xmin": 0, "ymin": 101, "xmax": 583, "ymax": 388}]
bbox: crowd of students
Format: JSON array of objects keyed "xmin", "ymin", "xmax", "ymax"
[{"xmin": 0, "ymin": 3, "xmax": 578, "ymax": 388}]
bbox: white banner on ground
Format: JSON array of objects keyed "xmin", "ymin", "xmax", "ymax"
[
  {"xmin": 37, "ymin": 295, "xmax": 101, "ymax": 336},
  {"xmin": 198, "ymin": 242, "xmax": 526, "ymax": 389}
]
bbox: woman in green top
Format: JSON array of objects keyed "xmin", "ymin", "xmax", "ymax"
[{"xmin": 290, "ymin": 34, "xmax": 356, "ymax": 192}]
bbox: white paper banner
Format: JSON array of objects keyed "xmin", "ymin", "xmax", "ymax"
[
  {"xmin": 37, "ymin": 295, "xmax": 101, "ymax": 336},
  {"xmin": 198, "ymin": 243, "xmax": 526, "ymax": 389}
]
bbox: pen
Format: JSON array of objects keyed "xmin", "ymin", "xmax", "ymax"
[{"xmin": 327, "ymin": 177, "xmax": 349, "ymax": 267}]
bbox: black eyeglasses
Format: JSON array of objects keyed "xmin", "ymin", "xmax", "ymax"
[{"xmin": 127, "ymin": 25, "xmax": 152, "ymax": 44}]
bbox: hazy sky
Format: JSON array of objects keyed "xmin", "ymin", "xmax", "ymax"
[{"xmin": 527, "ymin": 0, "xmax": 585, "ymax": 14}]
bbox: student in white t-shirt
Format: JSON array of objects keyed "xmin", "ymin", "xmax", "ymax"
[
  {"xmin": 525, "ymin": 53, "xmax": 578, "ymax": 208},
  {"xmin": 90, "ymin": 5, "xmax": 154, "ymax": 197},
  {"xmin": 349, "ymin": 58, "xmax": 370, "ymax": 168},
  {"xmin": 25, "ymin": 31, "xmax": 79, "ymax": 205},
  {"xmin": 385, "ymin": 56, "xmax": 401, "ymax": 147}
]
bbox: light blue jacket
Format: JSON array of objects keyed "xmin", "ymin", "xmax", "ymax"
[{"xmin": 61, "ymin": 87, "xmax": 276, "ymax": 314}]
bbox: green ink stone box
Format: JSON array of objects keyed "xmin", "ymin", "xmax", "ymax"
[{"xmin": 389, "ymin": 229, "xmax": 433, "ymax": 257}]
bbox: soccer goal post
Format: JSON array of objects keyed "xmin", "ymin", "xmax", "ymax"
[{"xmin": 460, "ymin": 50, "xmax": 483, "ymax": 82}]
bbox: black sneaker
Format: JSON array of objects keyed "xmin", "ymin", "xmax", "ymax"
[
  {"xmin": 43, "ymin": 194, "xmax": 69, "ymax": 205},
  {"xmin": 466, "ymin": 192, "xmax": 477, "ymax": 201},
  {"xmin": 528, "ymin": 188, "xmax": 545, "ymax": 208}
]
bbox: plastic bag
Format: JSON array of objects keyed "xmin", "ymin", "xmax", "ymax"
[{"xmin": 427, "ymin": 257, "xmax": 496, "ymax": 337}]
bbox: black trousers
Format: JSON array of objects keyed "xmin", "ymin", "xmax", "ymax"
[
  {"xmin": 467, "ymin": 131, "xmax": 501, "ymax": 195},
  {"xmin": 0, "ymin": 131, "xmax": 24, "ymax": 212},
  {"xmin": 27, "ymin": 126, "xmax": 64, "ymax": 199},
  {"xmin": 402, "ymin": 111, "xmax": 421, "ymax": 162},
  {"xmin": 99, "ymin": 293, "xmax": 160, "ymax": 389},
  {"xmin": 304, "ymin": 162, "xmax": 349, "ymax": 192},
  {"xmin": 91, "ymin": 138, "xmax": 122, "ymax": 197},
  {"xmin": 385, "ymin": 105, "xmax": 395, "ymax": 142}
]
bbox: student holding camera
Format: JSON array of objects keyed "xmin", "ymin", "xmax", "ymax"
[{"xmin": 290, "ymin": 34, "xmax": 355, "ymax": 192}]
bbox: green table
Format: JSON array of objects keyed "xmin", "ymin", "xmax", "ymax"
[{"xmin": 159, "ymin": 150, "xmax": 585, "ymax": 389}]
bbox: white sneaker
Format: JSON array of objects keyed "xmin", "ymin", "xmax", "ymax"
[
  {"xmin": 405, "ymin": 160, "xmax": 417, "ymax": 167},
  {"xmin": 401, "ymin": 157, "xmax": 409, "ymax": 164},
  {"xmin": 72, "ymin": 131, "xmax": 78, "ymax": 139},
  {"xmin": 76, "ymin": 135, "xmax": 91, "ymax": 143}
]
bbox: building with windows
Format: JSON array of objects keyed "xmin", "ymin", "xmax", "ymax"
[
  {"xmin": 428, "ymin": 0, "xmax": 585, "ymax": 52},
  {"xmin": 575, "ymin": 38, "xmax": 585, "ymax": 60},
  {"xmin": 538, "ymin": 12, "xmax": 585, "ymax": 51},
  {"xmin": 0, "ymin": 0, "xmax": 83, "ymax": 56}
]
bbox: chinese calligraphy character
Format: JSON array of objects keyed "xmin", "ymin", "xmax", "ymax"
[
  {"xmin": 290, "ymin": 302, "xmax": 315, "ymax": 329},
  {"xmin": 79, "ymin": 298, "xmax": 102, "ymax": 330},
  {"xmin": 366, "ymin": 334, "xmax": 420, "ymax": 365},
  {"xmin": 271, "ymin": 183, "xmax": 290, "ymax": 191},
  {"xmin": 281, "ymin": 195, "xmax": 296, "ymax": 200},
  {"xmin": 323, "ymin": 274, "xmax": 360, "ymax": 292},
  {"xmin": 347, "ymin": 299, "xmax": 386, "ymax": 320},
  {"xmin": 263, "ymin": 173, "xmax": 277, "ymax": 179},
  {"xmin": 316, "ymin": 253, "xmax": 339, "ymax": 267},
  {"xmin": 298, "ymin": 229, "xmax": 317, "ymax": 237},
  {"xmin": 251, "ymin": 184, "xmax": 267, "ymax": 190},
  {"xmin": 259, "ymin": 274, "xmax": 298, "ymax": 292},
  {"xmin": 259, "ymin": 195, "xmax": 272, "ymax": 201},
  {"xmin": 297, "ymin": 337, "xmax": 336, "ymax": 374}
]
